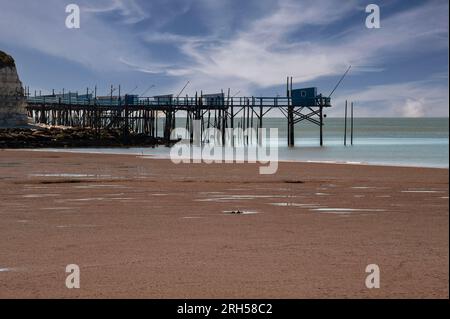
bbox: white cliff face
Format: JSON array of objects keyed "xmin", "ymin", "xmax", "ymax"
[{"xmin": 0, "ymin": 51, "xmax": 28, "ymax": 127}]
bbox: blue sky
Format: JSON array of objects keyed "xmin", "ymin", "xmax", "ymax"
[{"xmin": 0, "ymin": 0, "xmax": 448, "ymax": 117}]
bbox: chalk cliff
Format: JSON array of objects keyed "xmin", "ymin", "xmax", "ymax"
[{"xmin": 0, "ymin": 50, "xmax": 28, "ymax": 127}]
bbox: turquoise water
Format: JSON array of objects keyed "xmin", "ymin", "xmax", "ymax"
[
  {"xmin": 268, "ymin": 117, "xmax": 449, "ymax": 168},
  {"xmin": 40, "ymin": 118, "xmax": 449, "ymax": 168}
]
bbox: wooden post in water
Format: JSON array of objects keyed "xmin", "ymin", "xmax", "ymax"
[
  {"xmin": 222, "ymin": 93, "xmax": 226, "ymax": 146},
  {"xmin": 288, "ymin": 76, "xmax": 294, "ymax": 147},
  {"xmin": 225, "ymin": 88, "xmax": 230, "ymax": 145},
  {"xmin": 172, "ymin": 109, "xmax": 176, "ymax": 138},
  {"xmin": 155, "ymin": 110, "xmax": 158, "ymax": 139},
  {"xmin": 245, "ymin": 98, "xmax": 249, "ymax": 145},
  {"xmin": 259, "ymin": 97, "xmax": 263, "ymax": 145},
  {"xmin": 344, "ymin": 100, "xmax": 348, "ymax": 146},
  {"xmin": 164, "ymin": 110, "xmax": 171, "ymax": 143},
  {"xmin": 286, "ymin": 77, "xmax": 290, "ymax": 146},
  {"xmin": 351, "ymin": 101, "xmax": 354, "ymax": 145},
  {"xmin": 319, "ymin": 103, "xmax": 323, "ymax": 147},
  {"xmin": 230, "ymin": 96, "xmax": 234, "ymax": 146},
  {"xmin": 250, "ymin": 97, "xmax": 254, "ymax": 143},
  {"xmin": 124, "ymin": 94, "xmax": 129, "ymax": 144}
]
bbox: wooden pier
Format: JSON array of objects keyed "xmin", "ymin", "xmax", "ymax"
[{"xmin": 25, "ymin": 84, "xmax": 331, "ymax": 146}]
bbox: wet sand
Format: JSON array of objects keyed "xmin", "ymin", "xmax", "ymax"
[{"xmin": 0, "ymin": 150, "xmax": 448, "ymax": 298}]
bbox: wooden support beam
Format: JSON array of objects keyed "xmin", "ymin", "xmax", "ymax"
[{"xmin": 320, "ymin": 106, "xmax": 323, "ymax": 146}]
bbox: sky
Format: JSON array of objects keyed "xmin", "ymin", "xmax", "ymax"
[{"xmin": 0, "ymin": 0, "xmax": 448, "ymax": 117}]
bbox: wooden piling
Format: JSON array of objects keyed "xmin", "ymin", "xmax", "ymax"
[
  {"xmin": 288, "ymin": 76, "xmax": 294, "ymax": 147},
  {"xmin": 319, "ymin": 105, "xmax": 323, "ymax": 146},
  {"xmin": 344, "ymin": 100, "xmax": 348, "ymax": 146},
  {"xmin": 351, "ymin": 101, "xmax": 354, "ymax": 145}
]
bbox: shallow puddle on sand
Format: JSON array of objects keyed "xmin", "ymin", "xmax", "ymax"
[
  {"xmin": 23, "ymin": 185, "xmax": 51, "ymax": 189},
  {"xmin": 401, "ymin": 190, "xmax": 445, "ymax": 193},
  {"xmin": 6, "ymin": 208, "xmax": 27, "ymax": 212},
  {"xmin": 56, "ymin": 224, "xmax": 98, "ymax": 228},
  {"xmin": 2, "ymin": 202, "xmax": 26, "ymax": 207},
  {"xmin": 0, "ymin": 268, "xmax": 12, "ymax": 272},
  {"xmin": 22, "ymin": 194, "xmax": 60, "ymax": 198},
  {"xmin": 28, "ymin": 173, "xmax": 91, "ymax": 177},
  {"xmin": 222, "ymin": 210, "xmax": 261, "ymax": 215},
  {"xmin": 0, "ymin": 162, "xmax": 21, "ymax": 167},
  {"xmin": 120, "ymin": 199, "xmax": 153, "ymax": 203},
  {"xmin": 315, "ymin": 193, "xmax": 329, "ymax": 196},
  {"xmin": 390, "ymin": 203, "xmax": 406, "ymax": 207},
  {"xmin": 312, "ymin": 208, "xmax": 386, "ymax": 214},
  {"xmin": 255, "ymin": 187, "xmax": 290, "ymax": 191},
  {"xmin": 30, "ymin": 173, "xmax": 110, "ymax": 178},
  {"xmin": 270, "ymin": 202, "xmax": 321, "ymax": 208},
  {"xmin": 199, "ymin": 191, "xmax": 225, "ymax": 194},
  {"xmin": 314, "ymin": 211, "xmax": 354, "ymax": 215},
  {"xmin": 314, "ymin": 208, "xmax": 385, "ymax": 211},
  {"xmin": 59, "ymin": 196, "xmax": 137, "ymax": 202},
  {"xmin": 229, "ymin": 195, "xmax": 286, "ymax": 198},
  {"xmin": 196, "ymin": 194, "xmax": 287, "ymax": 202},
  {"xmin": 351, "ymin": 186, "xmax": 377, "ymax": 189},
  {"xmin": 40, "ymin": 207, "xmax": 76, "ymax": 210},
  {"xmin": 74, "ymin": 184, "xmax": 127, "ymax": 189},
  {"xmin": 57, "ymin": 197, "xmax": 105, "ymax": 202}
]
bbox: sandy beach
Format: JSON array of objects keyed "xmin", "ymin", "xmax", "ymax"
[{"xmin": 0, "ymin": 149, "xmax": 448, "ymax": 298}]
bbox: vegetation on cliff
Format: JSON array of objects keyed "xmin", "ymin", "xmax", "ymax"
[{"xmin": 0, "ymin": 50, "xmax": 16, "ymax": 68}]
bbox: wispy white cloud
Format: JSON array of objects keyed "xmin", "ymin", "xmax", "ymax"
[
  {"xmin": 0, "ymin": 0, "xmax": 153, "ymax": 71},
  {"xmin": 331, "ymin": 79, "xmax": 449, "ymax": 117},
  {"xmin": 84, "ymin": 0, "xmax": 148, "ymax": 24},
  {"xmin": 148, "ymin": 0, "xmax": 448, "ymax": 88}
]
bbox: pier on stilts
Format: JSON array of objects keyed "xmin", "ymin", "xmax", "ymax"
[{"xmin": 25, "ymin": 79, "xmax": 332, "ymax": 146}]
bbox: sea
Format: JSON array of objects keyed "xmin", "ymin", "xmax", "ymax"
[{"xmin": 38, "ymin": 118, "xmax": 449, "ymax": 168}]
